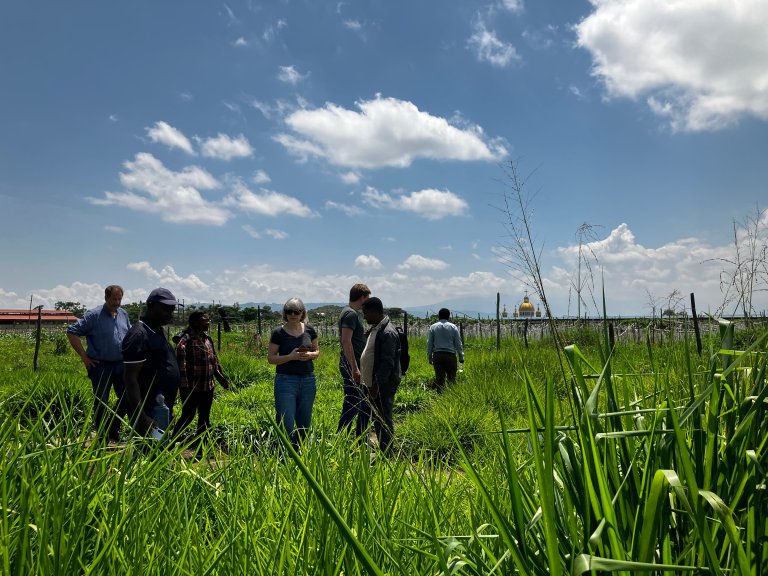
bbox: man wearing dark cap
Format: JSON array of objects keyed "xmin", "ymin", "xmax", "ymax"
[{"xmin": 121, "ymin": 288, "xmax": 182, "ymax": 438}]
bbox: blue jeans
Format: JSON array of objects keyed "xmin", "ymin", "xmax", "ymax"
[
  {"xmin": 274, "ymin": 373, "xmax": 316, "ymax": 446},
  {"xmin": 87, "ymin": 361, "xmax": 127, "ymax": 440},
  {"xmin": 336, "ymin": 356, "xmax": 370, "ymax": 437}
]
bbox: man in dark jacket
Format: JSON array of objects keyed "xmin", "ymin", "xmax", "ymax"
[
  {"xmin": 360, "ymin": 297, "xmax": 401, "ymax": 454},
  {"xmin": 121, "ymin": 288, "xmax": 182, "ymax": 439}
]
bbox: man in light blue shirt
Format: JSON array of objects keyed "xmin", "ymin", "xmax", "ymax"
[
  {"xmin": 427, "ymin": 308, "xmax": 464, "ymax": 392},
  {"xmin": 67, "ymin": 285, "xmax": 131, "ymax": 442}
]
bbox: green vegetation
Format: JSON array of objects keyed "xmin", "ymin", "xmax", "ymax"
[{"xmin": 0, "ymin": 321, "xmax": 766, "ymax": 574}]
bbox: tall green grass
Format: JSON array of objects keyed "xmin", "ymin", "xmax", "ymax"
[{"xmin": 0, "ymin": 322, "xmax": 765, "ymax": 573}]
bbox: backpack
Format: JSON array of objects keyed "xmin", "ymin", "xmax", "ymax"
[{"xmin": 395, "ymin": 326, "xmax": 410, "ymax": 375}]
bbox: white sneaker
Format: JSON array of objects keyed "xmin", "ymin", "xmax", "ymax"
[{"xmin": 149, "ymin": 427, "xmax": 165, "ymax": 441}]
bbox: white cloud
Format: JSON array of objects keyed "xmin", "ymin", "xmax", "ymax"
[
  {"xmin": 325, "ymin": 200, "xmax": 364, "ymax": 217},
  {"xmin": 275, "ymin": 95, "xmax": 507, "ymax": 168},
  {"xmin": 234, "ymin": 37, "xmax": 248, "ymax": 47},
  {"xmin": 252, "ymin": 170, "xmax": 271, "ymax": 184},
  {"xmin": 127, "ymin": 262, "xmax": 209, "ymax": 295},
  {"xmin": 104, "ymin": 225, "xmax": 126, "ymax": 234},
  {"xmin": 576, "ymin": 0, "xmax": 768, "ymax": 131},
  {"xmin": 550, "ymin": 223, "xmax": 735, "ymax": 315},
  {"xmin": 499, "ymin": 0, "xmax": 523, "ymax": 11},
  {"xmin": 197, "ymin": 133, "xmax": 253, "ymax": 161},
  {"xmin": 344, "ymin": 19, "xmax": 362, "ymax": 31},
  {"xmin": 468, "ymin": 20, "xmax": 521, "ymax": 67},
  {"xmin": 361, "ymin": 187, "xmax": 468, "ymax": 219},
  {"xmin": 242, "ymin": 225, "xmax": 289, "ymax": 240},
  {"xmin": 265, "ymin": 228, "xmax": 288, "ymax": 240},
  {"xmin": 109, "ymin": 114, "xmax": 119, "ymax": 122},
  {"xmin": 355, "ymin": 254, "xmax": 383, "ymax": 270},
  {"xmin": 339, "ymin": 171, "xmax": 361, "ymax": 184},
  {"xmin": 224, "ymin": 181, "xmax": 316, "ymax": 218},
  {"xmin": 263, "ymin": 19, "xmax": 287, "ymax": 42},
  {"xmin": 146, "ymin": 121, "xmax": 195, "ymax": 155},
  {"xmin": 89, "ymin": 153, "xmax": 230, "ymax": 226},
  {"xmin": 278, "ymin": 65, "xmax": 308, "ymax": 85},
  {"xmin": 398, "ymin": 255, "xmax": 449, "ymax": 271}
]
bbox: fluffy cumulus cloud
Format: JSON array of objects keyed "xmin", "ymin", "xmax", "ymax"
[
  {"xmin": 550, "ymin": 223, "xmax": 736, "ymax": 315},
  {"xmin": 397, "ymin": 255, "xmax": 449, "ymax": 271},
  {"xmin": 146, "ymin": 121, "xmax": 195, "ymax": 155},
  {"xmin": 467, "ymin": 20, "xmax": 521, "ymax": 67},
  {"xmin": 275, "ymin": 96, "xmax": 507, "ymax": 168},
  {"xmin": 361, "ymin": 187, "xmax": 468, "ymax": 219},
  {"xmin": 224, "ymin": 181, "xmax": 315, "ymax": 218},
  {"xmin": 89, "ymin": 153, "xmax": 231, "ymax": 226},
  {"xmin": 127, "ymin": 262, "xmax": 209, "ymax": 293},
  {"xmin": 355, "ymin": 254, "xmax": 383, "ymax": 270},
  {"xmin": 577, "ymin": 0, "xmax": 768, "ymax": 131},
  {"xmin": 198, "ymin": 133, "xmax": 254, "ymax": 161}
]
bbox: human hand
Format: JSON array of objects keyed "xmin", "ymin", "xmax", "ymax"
[
  {"xmin": 352, "ymin": 368, "xmax": 361, "ymax": 384},
  {"xmin": 82, "ymin": 356, "xmax": 98, "ymax": 369}
]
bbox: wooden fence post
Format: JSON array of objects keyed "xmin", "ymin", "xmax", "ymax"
[
  {"xmin": 33, "ymin": 305, "xmax": 44, "ymax": 371},
  {"xmin": 496, "ymin": 292, "xmax": 501, "ymax": 351},
  {"xmin": 690, "ymin": 292, "xmax": 702, "ymax": 356}
]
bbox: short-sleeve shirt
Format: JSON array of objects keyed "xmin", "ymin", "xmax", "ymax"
[
  {"xmin": 67, "ymin": 305, "xmax": 131, "ymax": 362},
  {"xmin": 122, "ymin": 320, "xmax": 180, "ymax": 403},
  {"xmin": 270, "ymin": 324, "xmax": 317, "ymax": 375},
  {"xmin": 338, "ymin": 306, "xmax": 365, "ymax": 361}
]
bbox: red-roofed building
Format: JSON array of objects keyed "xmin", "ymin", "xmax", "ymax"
[{"xmin": 0, "ymin": 309, "xmax": 79, "ymax": 325}]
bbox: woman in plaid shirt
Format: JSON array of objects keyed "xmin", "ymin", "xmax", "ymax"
[{"xmin": 171, "ymin": 311, "xmax": 229, "ymax": 447}]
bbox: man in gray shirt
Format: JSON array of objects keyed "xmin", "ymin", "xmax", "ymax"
[{"xmin": 426, "ymin": 308, "xmax": 464, "ymax": 392}]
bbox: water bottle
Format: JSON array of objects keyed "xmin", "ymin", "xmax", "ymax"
[{"xmin": 152, "ymin": 392, "xmax": 169, "ymax": 431}]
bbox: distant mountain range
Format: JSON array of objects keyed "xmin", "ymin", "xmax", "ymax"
[{"xmin": 228, "ymin": 297, "xmax": 505, "ymax": 320}]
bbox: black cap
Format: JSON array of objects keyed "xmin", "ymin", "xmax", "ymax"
[{"xmin": 146, "ymin": 287, "xmax": 182, "ymax": 306}]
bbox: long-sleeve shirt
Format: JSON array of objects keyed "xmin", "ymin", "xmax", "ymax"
[
  {"xmin": 176, "ymin": 331, "xmax": 221, "ymax": 391},
  {"xmin": 67, "ymin": 305, "xmax": 131, "ymax": 361},
  {"xmin": 427, "ymin": 320, "xmax": 464, "ymax": 363}
]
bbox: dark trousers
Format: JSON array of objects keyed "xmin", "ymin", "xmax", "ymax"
[
  {"xmin": 371, "ymin": 384, "xmax": 397, "ymax": 454},
  {"xmin": 337, "ymin": 356, "xmax": 370, "ymax": 437},
  {"xmin": 87, "ymin": 361, "xmax": 128, "ymax": 441},
  {"xmin": 172, "ymin": 388, "xmax": 214, "ymax": 442},
  {"xmin": 432, "ymin": 352, "xmax": 458, "ymax": 392}
]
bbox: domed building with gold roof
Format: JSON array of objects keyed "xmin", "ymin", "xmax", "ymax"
[{"xmin": 511, "ymin": 292, "xmax": 542, "ymax": 319}]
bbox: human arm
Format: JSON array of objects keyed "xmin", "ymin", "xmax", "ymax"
[
  {"xmin": 371, "ymin": 328, "xmax": 399, "ymax": 398},
  {"xmin": 66, "ymin": 311, "xmax": 98, "ymax": 369},
  {"xmin": 123, "ymin": 361, "xmax": 154, "ymax": 435},
  {"xmin": 267, "ymin": 342, "xmax": 303, "ymax": 365},
  {"xmin": 67, "ymin": 332, "xmax": 98, "ymax": 369},
  {"xmin": 426, "ymin": 326, "xmax": 434, "ymax": 364},
  {"xmin": 340, "ymin": 327, "xmax": 361, "ymax": 383},
  {"xmin": 176, "ymin": 337, "xmax": 189, "ymax": 389},
  {"xmin": 454, "ymin": 326, "xmax": 464, "ymax": 363}
]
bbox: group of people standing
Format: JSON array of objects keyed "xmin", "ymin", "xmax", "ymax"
[
  {"xmin": 267, "ymin": 283, "xmax": 403, "ymax": 453},
  {"xmin": 66, "ymin": 282, "xmax": 421, "ymax": 455},
  {"xmin": 67, "ymin": 285, "xmax": 228, "ymax": 450}
]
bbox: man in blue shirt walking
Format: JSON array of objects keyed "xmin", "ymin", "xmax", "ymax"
[
  {"xmin": 67, "ymin": 284, "xmax": 132, "ymax": 442},
  {"xmin": 426, "ymin": 308, "xmax": 464, "ymax": 392}
]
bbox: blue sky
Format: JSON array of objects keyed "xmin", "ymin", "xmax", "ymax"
[{"xmin": 1, "ymin": 0, "xmax": 767, "ymax": 316}]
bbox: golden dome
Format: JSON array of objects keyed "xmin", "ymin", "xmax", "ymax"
[{"xmin": 519, "ymin": 292, "xmax": 535, "ymax": 317}]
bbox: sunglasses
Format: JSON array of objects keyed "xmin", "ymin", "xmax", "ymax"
[{"xmin": 285, "ymin": 309, "xmax": 303, "ymax": 315}]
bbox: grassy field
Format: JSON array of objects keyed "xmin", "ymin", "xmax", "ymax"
[{"xmin": 0, "ymin": 321, "xmax": 766, "ymax": 574}]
